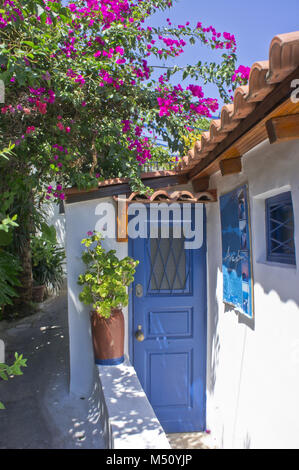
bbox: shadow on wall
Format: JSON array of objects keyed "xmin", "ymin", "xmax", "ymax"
[
  {"xmin": 206, "ymin": 205, "xmax": 222, "ymax": 398},
  {"xmin": 223, "ymin": 303, "xmax": 255, "ymax": 330},
  {"xmin": 206, "ymin": 202, "xmax": 299, "ymax": 449},
  {"xmin": 243, "ymin": 432, "xmax": 251, "ymax": 449}
]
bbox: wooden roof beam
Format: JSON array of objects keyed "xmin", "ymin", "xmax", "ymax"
[
  {"xmin": 192, "ymin": 176, "xmax": 210, "ymax": 192},
  {"xmin": 219, "ymin": 156, "xmax": 242, "ymax": 176},
  {"xmin": 266, "ymin": 113, "xmax": 299, "ymax": 144}
]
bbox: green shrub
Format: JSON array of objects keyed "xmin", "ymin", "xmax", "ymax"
[
  {"xmin": 0, "ymin": 212, "xmax": 22, "ymax": 311},
  {"xmin": 78, "ymin": 232, "xmax": 139, "ymax": 319},
  {"xmin": 0, "ymin": 353, "xmax": 27, "ymax": 409},
  {"xmin": 31, "ymin": 223, "xmax": 65, "ymax": 293}
]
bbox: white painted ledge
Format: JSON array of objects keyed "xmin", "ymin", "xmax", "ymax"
[{"xmin": 97, "ymin": 357, "xmax": 171, "ymax": 449}]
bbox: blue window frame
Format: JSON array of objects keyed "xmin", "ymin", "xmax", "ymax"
[{"xmin": 266, "ymin": 191, "xmax": 296, "ymax": 265}]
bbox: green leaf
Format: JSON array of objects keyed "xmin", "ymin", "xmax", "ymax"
[{"xmin": 0, "ymin": 230, "xmax": 12, "ymax": 246}]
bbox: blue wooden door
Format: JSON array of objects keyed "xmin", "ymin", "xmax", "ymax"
[{"xmin": 129, "ymin": 204, "xmax": 207, "ymax": 433}]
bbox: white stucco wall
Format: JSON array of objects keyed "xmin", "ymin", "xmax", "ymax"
[
  {"xmin": 64, "ymin": 183, "xmax": 195, "ymax": 396},
  {"xmin": 206, "ymin": 139, "xmax": 299, "ymax": 449},
  {"xmin": 65, "ymin": 182, "xmax": 197, "ymax": 395},
  {"xmin": 65, "ymin": 197, "xmax": 128, "ymax": 396},
  {"xmin": 44, "ymin": 201, "xmax": 66, "ymax": 248}
]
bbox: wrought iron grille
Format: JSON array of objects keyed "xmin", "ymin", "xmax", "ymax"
[
  {"xmin": 266, "ymin": 191, "xmax": 296, "ymax": 265},
  {"xmin": 146, "ymin": 226, "xmax": 190, "ymax": 294}
]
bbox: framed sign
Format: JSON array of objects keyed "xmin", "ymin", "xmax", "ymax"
[{"xmin": 220, "ymin": 184, "xmax": 254, "ymax": 318}]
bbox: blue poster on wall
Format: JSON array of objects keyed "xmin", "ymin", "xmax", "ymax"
[{"xmin": 220, "ymin": 184, "xmax": 254, "ymax": 318}]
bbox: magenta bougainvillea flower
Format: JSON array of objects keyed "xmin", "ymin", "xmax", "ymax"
[{"xmin": 0, "ymin": 0, "xmax": 247, "ymax": 204}]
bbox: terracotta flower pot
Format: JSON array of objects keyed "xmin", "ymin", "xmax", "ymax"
[
  {"xmin": 90, "ymin": 308, "xmax": 124, "ymax": 366},
  {"xmin": 32, "ymin": 285, "xmax": 46, "ymax": 303}
]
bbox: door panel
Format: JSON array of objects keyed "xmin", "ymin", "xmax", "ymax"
[{"xmin": 129, "ymin": 205, "xmax": 207, "ymax": 433}]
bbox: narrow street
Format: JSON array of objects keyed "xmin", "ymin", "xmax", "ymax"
[{"xmin": 0, "ymin": 288, "xmax": 105, "ymax": 449}]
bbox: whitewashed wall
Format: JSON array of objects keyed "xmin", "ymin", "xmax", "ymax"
[
  {"xmin": 44, "ymin": 201, "xmax": 66, "ymax": 248},
  {"xmin": 64, "ymin": 184, "xmax": 193, "ymax": 397},
  {"xmin": 65, "ymin": 197, "xmax": 128, "ymax": 396},
  {"xmin": 206, "ymin": 139, "xmax": 299, "ymax": 449}
]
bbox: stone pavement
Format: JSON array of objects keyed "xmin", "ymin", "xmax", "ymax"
[
  {"xmin": 166, "ymin": 432, "xmax": 218, "ymax": 449},
  {"xmin": 0, "ymin": 288, "xmax": 105, "ymax": 449}
]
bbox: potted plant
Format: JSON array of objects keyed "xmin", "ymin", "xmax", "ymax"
[
  {"xmin": 78, "ymin": 231, "xmax": 139, "ymax": 366},
  {"xmin": 31, "ymin": 224, "xmax": 65, "ymax": 302}
]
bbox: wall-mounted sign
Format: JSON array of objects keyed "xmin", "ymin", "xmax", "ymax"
[{"xmin": 220, "ymin": 184, "xmax": 254, "ymax": 318}]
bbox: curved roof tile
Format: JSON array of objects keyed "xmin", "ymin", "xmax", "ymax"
[
  {"xmin": 178, "ymin": 31, "xmax": 299, "ymax": 169},
  {"xmin": 123, "ymin": 190, "xmax": 217, "ymax": 203},
  {"xmin": 246, "ymin": 61, "xmax": 274, "ymax": 102},
  {"xmin": 267, "ymin": 32, "xmax": 299, "ymax": 84}
]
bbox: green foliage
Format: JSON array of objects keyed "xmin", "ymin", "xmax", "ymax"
[
  {"xmin": 0, "ymin": 201, "xmax": 22, "ymax": 310},
  {"xmin": 0, "ymin": 250, "xmax": 22, "ymax": 309},
  {"xmin": 0, "ymin": 214, "xmax": 18, "ymax": 247},
  {"xmin": 0, "ymin": 0, "xmax": 242, "ymax": 199},
  {"xmin": 0, "ymin": 143, "xmax": 15, "ymax": 161},
  {"xmin": 78, "ymin": 232, "xmax": 139, "ymax": 319},
  {"xmin": 31, "ymin": 223, "xmax": 65, "ymax": 292},
  {"xmin": 0, "ymin": 0, "xmax": 244, "ymax": 303},
  {"xmin": 0, "ymin": 353, "xmax": 27, "ymax": 409}
]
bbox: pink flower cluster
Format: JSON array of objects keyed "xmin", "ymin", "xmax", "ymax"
[
  {"xmin": 69, "ymin": 0, "xmax": 134, "ymax": 30},
  {"xmin": 0, "ymin": 0, "xmax": 240, "ymax": 201},
  {"xmin": 98, "ymin": 69, "xmax": 123, "ymax": 88},
  {"xmin": 46, "ymin": 184, "xmax": 65, "ymax": 201},
  {"xmin": 26, "ymin": 126, "xmax": 35, "ymax": 134},
  {"xmin": 187, "ymin": 85, "xmax": 204, "ymax": 99},
  {"xmin": 94, "ymin": 45, "xmax": 125, "ymax": 63},
  {"xmin": 28, "ymin": 87, "xmax": 55, "ymax": 113},
  {"xmin": 0, "ymin": 0, "xmax": 23, "ymax": 28},
  {"xmin": 66, "ymin": 69, "xmax": 86, "ymax": 87},
  {"xmin": 128, "ymin": 136, "xmax": 152, "ymax": 164},
  {"xmin": 157, "ymin": 95, "xmax": 181, "ymax": 117},
  {"xmin": 194, "ymin": 22, "xmax": 236, "ymax": 51},
  {"xmin": 232, "ymin": 65, "xmax": 250, "ymax": 82},
  {"xmin": 190, "ymin": 98, "xmax": 218, "ymax": 118},
  {"xmin": 121, "ymin": 119, "xmax": 152, "ymax": 163}
]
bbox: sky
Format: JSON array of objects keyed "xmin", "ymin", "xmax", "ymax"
[{"xmin": 145, "ymin": 0, "xmax": 299, "ymax": 111}]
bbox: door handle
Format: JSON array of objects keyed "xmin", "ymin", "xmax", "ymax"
[
  {"xmin": 135, "ymin": 283, "xmax": 143, "ymax": 298},
  {"xmin": 135, "ymin": 325, "xmax": 145, "ymax": 342}
]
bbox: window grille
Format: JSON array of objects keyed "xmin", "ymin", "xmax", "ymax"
[{"xmin": 265, "ymin": 191, "xmax": 296, "ymax": 265}]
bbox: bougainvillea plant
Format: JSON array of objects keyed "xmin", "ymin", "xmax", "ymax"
[
  {"xmin": 0, "ymin": 0, "xmax": 249, "ymax": 302},
  {"xmin": 0, "ymin": 0, "xmax": 249, "ymax": 198}
]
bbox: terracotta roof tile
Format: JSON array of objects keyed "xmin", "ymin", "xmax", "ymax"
[
  {"xmin": 178, "ymin": 31, "xmax": 299, "ymax": 170},
  {"xmin": 119, "ymin": 189, "xmax": 217, "ymax": 203},
  {"xmin": 233, "ymin": 86, "xmax": 256, "ymax": 118},
  {"xmin": 209, "ymin": 119, "xmax": 228, "ymax": 142},
  {"xmin": 267, "ymin": 32, "xmax": 299, "ymax": 84},
  {"xmin": 246, "ymin": 61, "xmax": 274, "ymax": 102}
]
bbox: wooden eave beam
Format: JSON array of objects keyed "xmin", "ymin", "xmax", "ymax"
[
  {"xmin": 187, "ymin": 66, "xmax": 299, "ymax": 181},
  {"xmin": 266, "ymin": 113, "xmax": 299, "ymax": 144},
  {"xmin": 219, "ymin": 156, "xmax": 242, "ymax": 176},
  {"xmin": 65, "ymin": 173, "xmax": 188, "ymax": 204},
  {"xmin": 192, "ymin": 176, "xmax": 210, "ymax": 192}
]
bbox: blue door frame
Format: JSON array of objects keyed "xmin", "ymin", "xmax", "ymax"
[{"xmin": 128, "ymin": 205, "xmax": 207, "ymax": 433}]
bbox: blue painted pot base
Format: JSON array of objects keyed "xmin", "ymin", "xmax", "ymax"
[{"xmin": 95, "ymin": 355, "xmax": 124, "ymax": 366}]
